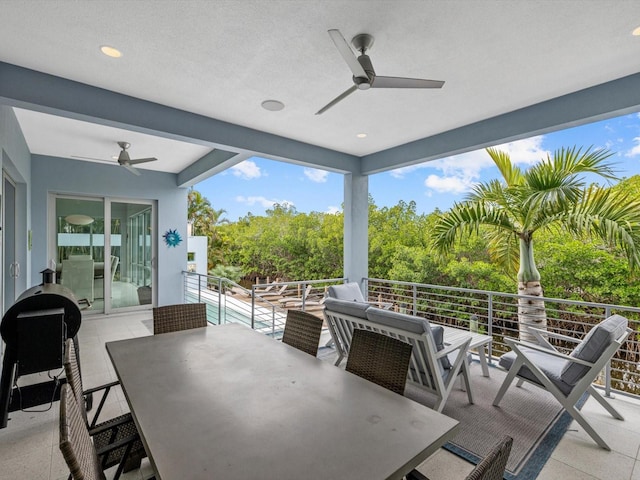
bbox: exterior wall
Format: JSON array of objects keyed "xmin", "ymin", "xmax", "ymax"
[
  {"xmin": 0, "ymin": 106, "xmax": 31, "ymax": 301},
  {"xmin": 187, "ymin": 235, "xmax": 208, "ymax": 275},
  {"xmin": 31, "ymin": 155, "xmax": 188, "ymax": 306}
]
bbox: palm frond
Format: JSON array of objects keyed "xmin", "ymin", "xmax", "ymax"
[
  {"xmin": 483, "ymin": 228, "xmax": 520, "ymax": 275},
  {"xmin": 431, "ymin": 201, "xmax": 516, "ymax": 253},
  {"xmin": 485, "ymin": 148, "xmax": 524, "ymax": 186},
  {"xmin": 563, "ymin": 186, "xmax": 640, "ymax": 269}
]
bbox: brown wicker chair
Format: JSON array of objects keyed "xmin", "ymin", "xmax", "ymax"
[
  {"xmin": 345, "ymin": 328, "xmax": 412, "ymax": 395},
  {"xmin": 63, "ymin": 338, "xmax": 146, "ymax": 474},
  {"xmin": 405, "ymin": 435, "xmax": 513, "ymax": 480},
  {"xmin": 59, "ymin": 383, "xmax": 145, "ymax": 480},
  {"xmin": 281, "ymin": 309, "xmax": 324, "ymax": 356},
  {"xmin": 152, "ymin": 303, "xmax": 208, "ymax": 334}
]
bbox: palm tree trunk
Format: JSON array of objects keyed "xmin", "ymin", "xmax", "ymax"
[{"xmin": 517, "ymin": 237, "xmax": 547, "ymax": 342}]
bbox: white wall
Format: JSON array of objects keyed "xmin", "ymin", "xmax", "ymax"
[
  {"xmin": 0, "ymin": 106, "xmax": 31, "ymax": 303},
  {"xmin": 187, "ymin": 235, "xmax": 208, "ymax": 275}
]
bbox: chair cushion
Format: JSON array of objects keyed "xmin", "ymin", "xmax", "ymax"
[
  {"xmin": 366, "ymin": 308, "xmax": 452, "ymax": 370},
  {"xmin": 323, "ymin": 297, "xmax": 370, "ymax": 318},
  {"xmin": 500, "ymin": 348, "xmax": 572, "ymax": 395},
  {"xmin": 327, "ymin": 282, "xmax": 366, "ymax": 302},
  {"xmin": 561, "ymin": 314, "xmax": 628, "ymax": 385}
]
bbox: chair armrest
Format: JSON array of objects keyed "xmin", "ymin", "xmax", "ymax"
[
  {"xmin": 504, "ymin": 337, "xmax": 595, "ymax": 367},
  {"xmin": 83, "ymin": 379, "xmax": 120, "ymax": 396},
  {"xmin": 529, "ymin": 326, "xmax": 581, "ymax": 344},
  {"xmin": 436, "ymin": 336, "xmax": 471, "ymax": 358},
  {"xmin": 83, "ymin": 380, "xmax": 120, "ymax": 429}
]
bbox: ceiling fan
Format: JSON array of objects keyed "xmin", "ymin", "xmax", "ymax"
[
  {"xmin": 316, "ymin": 29, "xmax": 445, "ymax": 115},
  {"xmin": 72, "ymin": 141, "xmax": 158, "ymax": 176}
]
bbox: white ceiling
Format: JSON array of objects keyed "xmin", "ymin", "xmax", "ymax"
[{"xmin": 1, "ymin": 1, "xmax": 640, "ymax": 173}]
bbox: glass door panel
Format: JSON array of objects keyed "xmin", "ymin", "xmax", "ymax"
[
  {"xmin": 55, "ymin": 197, "xmax": 104, "ymax": 312},
  {"xmin": 111, "ymin": 202, "xmax": 153, "ymax": 309}
]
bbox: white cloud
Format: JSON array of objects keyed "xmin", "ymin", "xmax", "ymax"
[
  {"xmin": 390, "ymin": 164, "xmax": 428, "ymax": 179},
  {"xmin": 410, "ymin": 136, "xmax": 549, "ymax": 196},
  {"xmin": 624, "ymin": 137, "xmax": 640, "ymax": 158},
  {"xmin": 304, "ymin": 168, "xmax": 329, "ymax": 183},
  {"xmin": 326, "ymin": 206, "xmax": 341, "ymax": 214},
  {"xmin": 390, "ymin": 136, "xmax": 549, "ymax": 183},
  {"xmin": 424, "ymin": 174, "xmax": 475, "ymax": 194},
  {"xmin": 230, "ymin": 160, "xmax": 262, "ymax": 180},
  {"xmin": 235, "ymin": 195, "xmax": 294, "ymax": 209}
]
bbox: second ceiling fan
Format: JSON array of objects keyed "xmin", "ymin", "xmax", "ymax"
[
  {"xmin": 316, "ymin": 29, "xmax": 445, "ymax": 115},
  {"xmin": 73, "ymin": 141, "xmax": 158, "ymax": 176}
]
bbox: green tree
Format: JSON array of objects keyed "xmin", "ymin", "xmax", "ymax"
[
  {"xmin": 187, "ymin": 188, "xmax": 212, "ymax": 236},
  {"xmin": 431, "ymin": 146, "xmax": 640, "ymax": 341},
  {"xmin": 187, "ymin": 188, "xmax": 229, "ymax": 270}
]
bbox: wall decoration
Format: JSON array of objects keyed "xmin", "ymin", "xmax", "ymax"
[{"xmin": 162, "ymin": 229, "xmax": 182, "ymax": 248}]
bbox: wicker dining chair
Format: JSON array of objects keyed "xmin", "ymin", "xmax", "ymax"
[
  {"xmin": 63, "ymin": 338, "xmax": 147, "ymax": 474},
  {"xmin": 281, "ymin": 309, "xmax": 324, "ymax": 356},
  {"xmin": 59, "ymin": 384, "xmax": 148, "ymax": 480},
  {"xmin": 152, "ymin": 302, "xmax": 208, "ymax": 334},
  {"xmin": 405, "ymin": 435, "xmax": 513, "ymax": 480},
  {"xmin": 345, "ymin": 328, "xmax": 413, "ymax": 395}
]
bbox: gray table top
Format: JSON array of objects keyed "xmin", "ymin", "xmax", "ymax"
[{"xmin": 106, "ymin": 323, "xmax": 459, "ymax": 480}]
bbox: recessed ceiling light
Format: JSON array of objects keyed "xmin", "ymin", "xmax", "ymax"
[
  {"xmin": 356, "ymin": 133, "xmax": 367, "ymax": 138},
  {"xmin": 261, "ymin": 100, "xmax": 285, "ymax": 111},
  {"xmin": 633, "ymin": 26, "xmax": 640, "ymax": 36},
  {"xmin": 100, "ymin": 45, "xmax": 122, "ymax": 58}
]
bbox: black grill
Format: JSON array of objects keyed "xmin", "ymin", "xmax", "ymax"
[{"xmin": 0, "ymin": 269, "xmax": 82, "ymax": 428}]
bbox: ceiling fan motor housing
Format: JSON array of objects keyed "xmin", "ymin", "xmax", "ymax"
[{"xmin": 354, "ymin": 54, "xmax": 375, "ymax": 89}]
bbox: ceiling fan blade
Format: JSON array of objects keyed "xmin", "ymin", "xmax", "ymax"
[
  {"xmin": 123, "ymin": 164, "xmax": 142, "ymax": 176},
  {"xmin": 328, "ymin": 29, "xmax": 368, "ymax": 79},
  {"xmin": 71, "ymin": 155, "xmax": 115, "ymax": 164},
  {"xmin": 128, "ymin": 157, "xmax": 157, "ymax": 165},
  {"xmin": 315, "ymin": 85, "xmax": 358, "ymax": 115},
  {"xmin": 371, "ymin": 76, "xmax": 445, "ymax": 89}
]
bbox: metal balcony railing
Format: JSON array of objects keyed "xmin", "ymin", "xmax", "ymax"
[
  {"xmin": 183, "ymin": 272, "xmax": 640, "ymax": 396},
  {"xmin": 365, "ymin": 278, "xmax": 640, "ymax": 397},
  {"xmin": 182, "ymin": 272, "xmax": 345, "ymax": 338}
]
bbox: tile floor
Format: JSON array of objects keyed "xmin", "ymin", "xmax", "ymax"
[{"xmin": 1, "ymin": 311, "xmax": 639, "ymax": 480}]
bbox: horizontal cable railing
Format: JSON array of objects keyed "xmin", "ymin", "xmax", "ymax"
[
  {"xmin": 365, "ymin": 278, "xmax": 640, "ymax": 397},
  {"xmin": 183, "ymin": 273, "xmax": 639, "ymax": 396},
  {"xmin": 183, "ymin": 273, "xmax": 346, "ymax": 339}
]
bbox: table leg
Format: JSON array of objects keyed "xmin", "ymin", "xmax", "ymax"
[{"xmin": 477, "ymin": 346, "xmax": 490, "ymax": 377}]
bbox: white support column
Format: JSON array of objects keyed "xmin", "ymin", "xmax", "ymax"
[{"xmin": 343, "ymin": 172, "xmax": 368, "ymax": 287}]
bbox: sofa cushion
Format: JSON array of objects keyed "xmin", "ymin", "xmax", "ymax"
[
  {"xmin": 327, "ymin": 282, "xmax": 366, "ymax": 302},
  {"xmin": 500, "ymin": 348, "xmax": 572, "ymax": 395},
  {"xmin": 366, "ymin": 307, "xmax": 452, "ymax": 370},
  {"xmin": 323, "ymin": 297, "xmax": 370, "ymax": 318},
  {"xmin": 561, "ymin": 314, "xmax": 628, "ymax": 385}
]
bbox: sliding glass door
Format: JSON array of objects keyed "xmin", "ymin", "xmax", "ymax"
[
  {"xmin": 111, "ymin": 201, "xmax": 154, "ymax": 309},
  {"xmin": 52, "ymin": 195, "xmax": 155, "ymax": 313}
]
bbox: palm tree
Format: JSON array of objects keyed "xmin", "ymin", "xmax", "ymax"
[
  {"xmin": 187, "ymin": 188, "xmax": 212, "ymax": 236},
  {"xmin": 431, "ymin": 146, "xmax": 640, "ymax": 342}
]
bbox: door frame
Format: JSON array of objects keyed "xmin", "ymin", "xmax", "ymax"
[
  {"xmin": 48, "ymin": 193, "xmax": 156, "ymax": 314},
  {"xmin": 2, "ymin": 172, "xmax": 17, "ymax": 315}
]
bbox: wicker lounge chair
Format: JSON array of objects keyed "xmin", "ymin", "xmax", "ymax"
[
  {"xmin": 63, "ymin": 338, "xmax": 146, "ymax": 473},
  {"xmin": 406, "ymin": 435, "xmax": 513, "ymax": 480},
  {"xmin": 152, "ymin": 303, "xmax": 208, "ymax": 334},
  {"xmin": 282, "ymin": 309, "xmax": 324, "ymax": 356},
  {"xmin": 345, "ymin": 328, "xmax": 413, "ymax": 396},
  {"xmin": 59, "ymin": 383, "xmax": 149, "ymax": 480}
]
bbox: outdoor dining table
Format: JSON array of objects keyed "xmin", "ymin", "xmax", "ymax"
[{"xmin": 106, "ymin": 323, "xmax": 459, "ymax": 480}]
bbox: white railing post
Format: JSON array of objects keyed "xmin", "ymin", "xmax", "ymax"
[{"xmin": 487, "ymin": 292, "xmax": 493, "ymax": 363}]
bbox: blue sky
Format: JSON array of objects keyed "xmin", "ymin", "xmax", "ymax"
[{"xmin": 196, "ymin": 112, "xmax": 640, "ymax": 222}]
